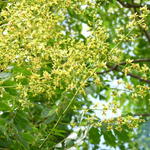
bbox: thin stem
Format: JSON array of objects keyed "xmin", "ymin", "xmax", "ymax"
[{"xmin": 39, "ymin": 68, "xmax": 98, "ymax": 148}]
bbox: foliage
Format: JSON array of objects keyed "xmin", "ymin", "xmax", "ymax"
[{"xmin": 0, "ymin": 0, "xmax": 150, "ymax": 149}]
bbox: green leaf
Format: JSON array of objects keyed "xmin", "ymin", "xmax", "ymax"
[
  {"xmin": 47, "ymin": 38, "xmax": 56, "ymax": 46},
  {"xmin": 14, "ymin": 111, "xmax": 31, "ymax": 131},
  {"xmin": 13, "ymin": 65, "xmax": 31, "ymax": 76},
  {"xmin": 2, "ymin": 80, "xmax": 17, "ymax": 96},
  {"xmin": 65, "ymin": 139, "xmax": 75, "ymax": 148},
  {"xmin": 114, "ymin": 129, "xmax": 129, "ymax": 142},
  {"xmin": 0, "ymin": 102, "xmax": 10, "ymax": 111},
  {"xmin": 102, "ymin": 130, "xmax": 116, "ymax": 147},
  {"xmin": 21, "ymin": 132, "xmax": 34, "ymax": 144},
  {"xmin": 89, "ymin": 127, "xmax": 101, "ymax": 144},
  {"xmin": 67, "ymin": 8, "xmax": 77, "ymax": 18}
]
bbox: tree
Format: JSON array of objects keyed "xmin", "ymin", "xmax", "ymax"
[{"xmin": 0, "ymin": 0, "xmax": 149, "ymax": 149}]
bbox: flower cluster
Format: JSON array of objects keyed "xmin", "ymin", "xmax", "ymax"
[{"xmin": 0, "ymin": 0, "xmax": 118, "ymax": 109}]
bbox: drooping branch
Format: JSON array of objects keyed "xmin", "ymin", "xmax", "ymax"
[{"xmin": 97, "ymin": 58, "xmax": 150, "ymax": 84}]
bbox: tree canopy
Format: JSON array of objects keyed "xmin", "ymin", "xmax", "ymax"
[{"xmin": 0, "ymin": 0, "xmax": 150, "ymax": 149}]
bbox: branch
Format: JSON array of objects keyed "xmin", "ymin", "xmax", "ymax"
[
  {"xmin": 143, "ymin": 29, "xmax": 150, "ymax": 43},
  {"xmin": 117, "ymin": 0, "xmax": 142, "ymax": 9},
  {"xmin": 134, "ymin": 113, "xmax": 150, "ymax": 117},
  {"xmin": 98, "ymin": 58, "xmax": 150, "ymax": 74},
  {"xmin": 127, "ymin": 72, "xmax": 150, "ymax": 83},
  {"xmin": 117, "ymin": 0, "xmax": 150, "ymax": 10},
  {"xmin": 97, "ymin": 58, "xmax": 150, "ymax": 84}
]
